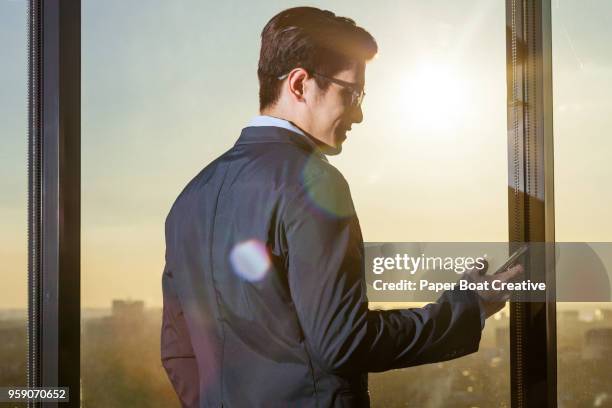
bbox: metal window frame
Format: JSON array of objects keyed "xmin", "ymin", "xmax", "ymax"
[
  {"xmin": 28, "ymin": 1, "xmax": 81, "ymax": 407},
  {"xmin": 506, "ymin": 0, "xmax": 556, "ymax": 407}
]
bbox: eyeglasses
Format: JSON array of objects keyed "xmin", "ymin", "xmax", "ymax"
[{"xmin": 278, "ymin": 71, "xmax": 365, "ymax": 108}]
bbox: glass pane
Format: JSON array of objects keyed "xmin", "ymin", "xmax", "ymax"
[
  {"xmin": 0, "ymin": 0, "xmax": 28, "ymax": 396},
  {"xmin": 81, "ymin": 1, "xmax": 190, "ymax": 405},
  {"xmin": 82, "ymin": 1, "xmax": 508, "ymax": 406},
  {"xmin": 351, "ymin": 2, "xmax": 509, "ymax": 406},
  {"xmin": 552, "ymin": 1, "xmax": 612, "ymax": 406}
]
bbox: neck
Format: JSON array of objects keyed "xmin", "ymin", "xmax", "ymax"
[
  {"xmin": 260, "ymin": 106, "xmax": 292, "ymax": 123},
  {"xmin": 260, "ymin": 106, "xmax": 339, "ymax": 156},
  {"xmin": 261, "ymin": 105, "xmax": 309, "ymax": 132}
]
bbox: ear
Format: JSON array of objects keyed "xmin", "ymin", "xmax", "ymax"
[{"xmin": 286, "ymin": 68, "xmax": 310, "ymax": 103}]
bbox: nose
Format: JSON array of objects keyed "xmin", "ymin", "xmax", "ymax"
[{"xmin": 351, "ymin": 104, "xmax": 363, "ymax": 124}]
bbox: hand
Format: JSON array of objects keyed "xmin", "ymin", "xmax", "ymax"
[{"xmin": 464, "ymin": 259, "xmax": 525, "ymax": 319}]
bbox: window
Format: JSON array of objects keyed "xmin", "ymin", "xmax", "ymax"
[
  {"xmin": 82, "ymin": 1, "xmax": 510, "ymax": 406},
  {"xmin": 342, "ymin": 2, "xmax": 510, "ymax": 406},
  {"xmin": 552, "ymin": 1, "xmax": 612, "ymax": 406}
]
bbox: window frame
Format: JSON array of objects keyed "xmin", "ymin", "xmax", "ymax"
[
  {"xmin": 28, "ymin": 0, "xmax": 81, "ymax": 405},
  {"xmin": 505, "ymin": 0, "xmax": 557, "ymax": 407}
]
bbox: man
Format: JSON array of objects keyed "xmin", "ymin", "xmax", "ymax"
[{"xmin": 161, "ymin": 7, "xmax": 522, "ymax": 407}]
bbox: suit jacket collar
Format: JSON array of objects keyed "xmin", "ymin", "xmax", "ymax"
[{"xmin": 236, "ymin": 126, "xmax": 329, "ymax": 162}]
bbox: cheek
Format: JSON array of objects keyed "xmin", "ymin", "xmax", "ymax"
[
  {"xmin": 328, "ymin": 103, "xmax": 349, "ymax": 125},
  {"xmin": 317, "ymin": 103, "xmax": 342, "ymax": 126},
  {"xmin": 315, "ymin": 92, "xmax": 347, "ymax": 127}
]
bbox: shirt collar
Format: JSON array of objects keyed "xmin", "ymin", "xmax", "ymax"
[
  {"xmin": 247, "ymin": 115, "xmax": 306, "ymax": 137},
  {"xmin": 237, "ymin": 126, "xmax": 329, "ymax": 163}
]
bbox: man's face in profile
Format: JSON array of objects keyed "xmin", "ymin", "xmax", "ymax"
[{"xmin": 308, "ymin": 61, "xmax": 365, "ymax": 155}]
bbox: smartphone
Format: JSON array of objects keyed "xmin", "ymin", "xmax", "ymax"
[{"xmin": 493, "ymin": 244, "xmax": 528, "ymax": 275}]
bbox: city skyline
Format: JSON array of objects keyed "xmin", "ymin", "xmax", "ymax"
[{"xmin": 2, "ymin": 297, "xmax": 611, "ymax": 406}]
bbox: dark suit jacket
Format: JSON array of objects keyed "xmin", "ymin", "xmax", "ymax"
[{"xmin": 161, "ymin": 125, "xmax": 483, "ymax": 407}]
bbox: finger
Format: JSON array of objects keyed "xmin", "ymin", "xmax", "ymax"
[
  {"xmin": 503, "ymin": 265, "xmax": 524, "ymax": 281},
  {"xmin": 494, "ymin": 263, "xmax": 524, "ymax": 279},
  {"xmin": 493, "ymin": 267, "xmax": 524, "ymax": 286}
]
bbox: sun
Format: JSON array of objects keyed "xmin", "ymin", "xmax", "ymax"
[{"xmin": 398, "ymin": 62, "xmax": 473, "ymax": 132}]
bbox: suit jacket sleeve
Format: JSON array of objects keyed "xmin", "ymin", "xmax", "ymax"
[
  {"xmin": 161, "ymin": 263, "xmax": 200, "ymax": 407},
  {"xmin": 283, "ymin": 169, "xmax": 483, "ymax": 375}
]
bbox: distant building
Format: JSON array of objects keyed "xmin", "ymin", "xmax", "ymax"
[
  {"xmin": 582, "ymin": 327, "xmax": 612, "ymax": 360},
  {"xmin": 559, "ymin": 310, "xmax": 579, "ymax": 324},
  {"xmin": 598, "ymin": 309, "xmax": 612, "ymax": 322},
  {"xmin": 111, "ymin": 300, "xmax": 144, "ymax": 321},
  {"xmin": 0, "ymin": 325, "xmax": 27, "ymax": 385}
]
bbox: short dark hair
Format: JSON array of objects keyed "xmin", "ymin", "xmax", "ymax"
[{"xmin": 257, "ymin": 7, "xmax": 378, "ymax": 111}]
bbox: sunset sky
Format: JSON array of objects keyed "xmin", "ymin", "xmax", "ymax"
[{"xmin": 1, "ymin": 0, "xmax": 611, "ymax": 308}]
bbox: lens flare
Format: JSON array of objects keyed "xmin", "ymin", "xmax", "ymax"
[
  {"xmin": 229, "ymin": 239, "xmax": 271, "ymax": 282},
  {"xmin": 301, "ymin": 154, "xmax": 355, "ymax": 218}
]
